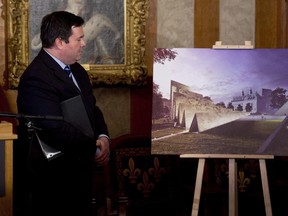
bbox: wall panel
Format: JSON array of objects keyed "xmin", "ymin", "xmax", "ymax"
[
  {"xmin": 220, "ymin": 0, "xmax": 255, "ymax": 45},
  {"xmin": 157, "ymin": 0, "xmax": 195, "ymax": 48}
]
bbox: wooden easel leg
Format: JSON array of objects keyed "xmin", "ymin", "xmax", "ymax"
[
  {"xmin": 259, "ymin": 159, "xmax": 273, "ymax": 216},
  {"xmin": 191, "ymin": 158, "xmax": 205, "ymax": 216},
  {"xmin": 181, "ymin": 155, "xmax": 274, "ymax": 216},
  {"xmin": 229, "ymin": 159, "xmax": 237, "ymax": 216}
]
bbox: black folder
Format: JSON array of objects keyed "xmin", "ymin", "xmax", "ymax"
[{"xmin": 61, "ymin": 95, "xmax": 94, "ymax": 138}]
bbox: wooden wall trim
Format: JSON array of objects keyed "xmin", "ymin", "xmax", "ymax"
[
  {"xmin": 255, "ymin": 0, "xmax": 279, "ymax": 48},
  {"xmin": 279, "ymin": 0, "xmax": 288, "ymax": 47},
  {"xmin": 194, "ymin": 0, "xmax": 220, "ymax": 48}
]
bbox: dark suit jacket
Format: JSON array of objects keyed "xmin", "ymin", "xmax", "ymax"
[
  {"xmin": 17, "ymin": 48, "xmax": 108, "ymax": 156},
  {"xmin": 16, "ymin": 48, "xmax": 109, "ymax": 215}
]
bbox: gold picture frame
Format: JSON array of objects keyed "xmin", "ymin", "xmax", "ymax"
[{"xmin": 6, "ymin": 0, "xmax": 148, "ymax": 88}]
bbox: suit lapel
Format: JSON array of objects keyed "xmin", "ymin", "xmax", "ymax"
[{"xmin": 39, "ymin": 49, "xmax": 80, "ymax": 93}]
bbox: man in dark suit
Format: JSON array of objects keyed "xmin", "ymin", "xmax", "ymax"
[{"xmin": 16, "ymin": 11, "xmax": 110, "ymax": 216}]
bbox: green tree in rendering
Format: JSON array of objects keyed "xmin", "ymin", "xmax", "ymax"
[
  {"xmin": 270, "ymin": 87, "xmax": 288, "ymax": 109},
  {"xmin": 153, "ymin": 48, "xmax": 178, "ymax": 64}
]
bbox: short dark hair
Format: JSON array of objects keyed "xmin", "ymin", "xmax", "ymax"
[{"xmin": 40, "ymin": 11, "xmax": 85, "ymax": 48}]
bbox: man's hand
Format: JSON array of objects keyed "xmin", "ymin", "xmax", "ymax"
[{"xmin": 94, "ymin": 136, "xmax": 110, "ymax": 166}]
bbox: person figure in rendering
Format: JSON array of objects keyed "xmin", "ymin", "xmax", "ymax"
[{"xmin": 16, "ymin": 11, "xmax": 110, "ymax": 216}]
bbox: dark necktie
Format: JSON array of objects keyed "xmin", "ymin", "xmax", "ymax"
[
  {"xmin": 64, "ymin": 65, "xmax": 80, "ymax": 90},
  {"xmin": 64, "ymin": 66, "xmax": 72, "ymax": 79}
]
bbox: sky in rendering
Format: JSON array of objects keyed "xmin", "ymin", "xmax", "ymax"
[{"xmin": 153, "ymin": 48, "xmax": 288, "ymax": 105}]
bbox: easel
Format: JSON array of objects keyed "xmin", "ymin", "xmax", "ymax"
[
  {"xmin": 177, "ymin": 41, "xmax": 271, "ymax": 216},
  {"xmin": 180, "ymin": 154, "xmax": 274, "ymax": 216}
]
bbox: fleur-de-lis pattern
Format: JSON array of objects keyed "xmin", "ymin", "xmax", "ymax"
[
  {"xmin": 137, "ymin": 172, "xmax": 155, "ymax": 198},
  {"xmin": 148, "ymin": 157, "xmax": 166, "ymax": 182},
  {"xmin": 212, "ymin": 159, "xmax": 261, "ymax": 193},
  {"xmin": 123, "ymin": 157, "xmax": 141, "ymax": 184},
  {"xmin": 238, "ymin": 167, "xmax": 251, "ymax": 193},
  {"xmin": 121, "ymin": 155, "xmax": 167, "ymax": 197},
  {"xmin": 244, "ymin": 159, "xmax": 259, "ymax": 179}
]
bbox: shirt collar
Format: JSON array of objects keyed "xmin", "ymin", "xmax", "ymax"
[{"xmin": 43, "ymin": 49, "xmax": 67, "ymax": 70}]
